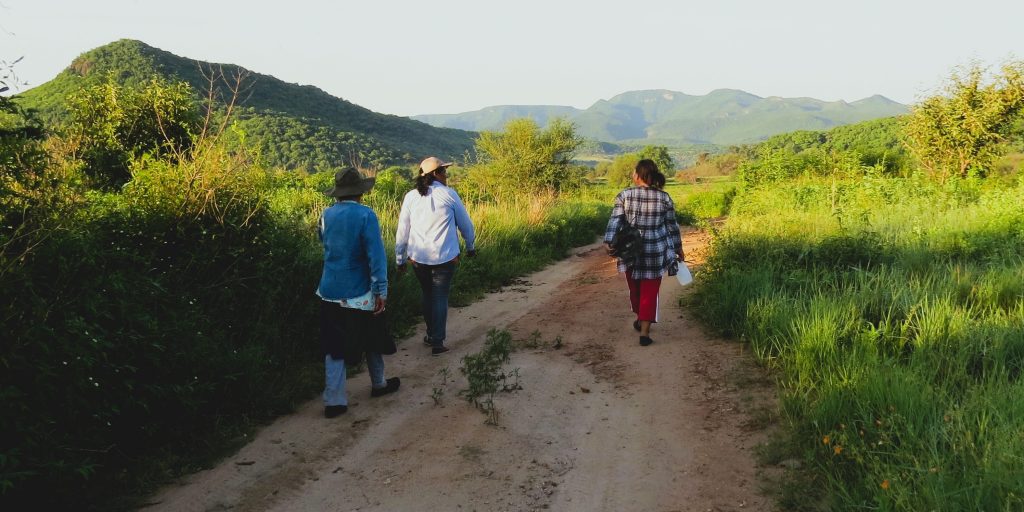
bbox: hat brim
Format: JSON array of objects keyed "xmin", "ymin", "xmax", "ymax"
[
  {"xmin": 420, "ymin": 162, "xmax": 454, "ymax": 176},
  {"xmin": 324, "ymin": 177, "xmax": 376, "ymax": 198}
]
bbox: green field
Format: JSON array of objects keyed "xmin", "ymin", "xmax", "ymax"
[{"xmin": 692, "ymin": 175, "xmax": 1024, "ymax": 509}]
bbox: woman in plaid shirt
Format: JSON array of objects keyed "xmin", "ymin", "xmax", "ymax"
[{"xmin": 603, "ymin": 159, "xmax": 684, "ymax": 346}]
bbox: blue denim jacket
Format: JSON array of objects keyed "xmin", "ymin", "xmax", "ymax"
[{"xmin": 317, "ymin": 201, "xmax": 388, "ymax": 300}]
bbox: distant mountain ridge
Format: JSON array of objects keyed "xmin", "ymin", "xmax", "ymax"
[
  {"xmin": 15, "ymin": 40, "xmax": 476, "ymax": 169},
  {"xmin": 414, "ymin": 89, "xmax": 908, "ymax": 146}
]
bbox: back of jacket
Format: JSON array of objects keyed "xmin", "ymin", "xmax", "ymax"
[{"xmin": 318, "ymin": 201, "xmax": 388, "ymax": 300}]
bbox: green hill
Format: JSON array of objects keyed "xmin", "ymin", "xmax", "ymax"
[
  {"xmin": 414, "ymin": 88, "xmax": 908, "ymax": 146},
  {"xmin": 414, "ymin": 105, "xmax": 581, "ymax": 132},
  {"xmin": 15, "ymin": 39, "xmax": 476, "ymax": 169}
]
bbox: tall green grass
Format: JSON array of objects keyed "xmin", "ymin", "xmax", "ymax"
[
  {"xmin": 658, "ymin": 179, "xmax": 737, "ymax": 225},
  {"xmin": 692, "ymin": 175, "xmax": 1024, "ymax": 510},
  {"xmin": 0, "ymin": 147, "xmax": 611, "ymax": 510}
]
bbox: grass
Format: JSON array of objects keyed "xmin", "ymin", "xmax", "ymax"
[
  {"xmin": 2, "ymin": 163, "xmax": 613, "ymax": 510},
  {"xmin": 662, "ymin": 178, "xmax": 736, "ymax": 225},
  {"xmin": 691, "ymin": 174, "xmax": 1024, "ymax": 510}
]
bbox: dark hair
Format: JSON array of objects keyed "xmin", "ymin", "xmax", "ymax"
[
  {"xmin": 415, "ymin": 171, "xmax": 436, "ymax": 196},
  {"xmin": 334, "ymin": 194, "xmax": 361, "ymax": 202},
  {"xmin": 635, "ymin": 159, "xmax": 666, "ymax": 189}
]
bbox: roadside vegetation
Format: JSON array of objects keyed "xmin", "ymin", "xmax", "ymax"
[
  {"xmin": 6, "ymin": 40, "xmax": 1019, "ymax": 512},
  {"xmin": 0, "ymin": 72, "xmax": 609, "ymax": 510},
  {"xmin": 691, "ymin": 61, "xmax": 1024, "ymax": 510}
]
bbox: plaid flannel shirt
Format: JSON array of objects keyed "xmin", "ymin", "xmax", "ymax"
[{"xmin": 603, "ymin": 187, "xmax": 683, "ymax": 280}]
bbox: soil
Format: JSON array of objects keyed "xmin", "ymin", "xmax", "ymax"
[{"xmin": 145, "ymin": 228, "xmax": 779, "ymax": 512}]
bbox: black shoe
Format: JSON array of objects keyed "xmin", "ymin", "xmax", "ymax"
[
  {"xmin": 324, "ymin": 405, "xmax": 348, "ymax": 418},
  {"xmin": 371, "ymin": 377, "xmax": 401, "ymax": 397},
  {"xmin": 431, "ymin": 346, "xmax": 450, "ymax": 356},
  {"xmin": 633, "ymin": 320, "xmax": 641, "ymax": 332},
  {"xmin": 639, "ymin": 336, "xmax": 653, "ymax": 346},
  {"xmin": 422, "ymin": 336, "xmax": 432, "ymax": 347}
]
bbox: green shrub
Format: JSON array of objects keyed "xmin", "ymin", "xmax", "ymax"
[
  {"xmin": 0, "ymin": 137, "xmax": 613, "ymax": 510},
  {"xmin": 1, "ymin": 141, "xmax": 323, "ymax": 509},
  {"xmin": 691, "ymin": 175, "xmax": 1024, "ymax": 510},
  {"xmin": 678, "ymin": 187, "xmax": 735, "ymax": 222}
]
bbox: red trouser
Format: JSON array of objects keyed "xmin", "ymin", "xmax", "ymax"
[{"xmin": 625, "ymin": 272, "xmax": 661, "ymax": 323}]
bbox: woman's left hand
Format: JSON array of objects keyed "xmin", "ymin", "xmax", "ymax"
[{"xmin": 373, "ymin": 295, "xmax": 387, "ymax": 315}]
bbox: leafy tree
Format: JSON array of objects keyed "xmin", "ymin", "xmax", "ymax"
[
  {"xmin": 228, "ymin": 112, "xmax": 401, "ymax": 171},
  {"xmin": 1, "ymin": 56, "xmax": 24, "ymax": 97},
  {"xmin": 678, "ymin": 152, "xmax": 745, "ymax": 182},
  {"xmin": 62, "ymin": 76, "xmax": 200, "ymax": 187},
  {"xmin": 736, "ymin": 147, "xmax": 802, "ymax": 188},
  {"xmin": 1, "ymin": 57, "xmax": 42, "ymax": 141},
  {"xmin": 606, "ymin": 152, "xmax": 641, "ymax": 188},
  {"xmin": 756, "ymin": 117, "xmax": 910, "ymax": 176},
  {"xmin": 591, "ymin": 160, "xmax": 612, "ymax": 178},
  {"xmin": 1, "ymin": 56, "xmax": 66, "ymax": 274},
  {"xmin": 474, "ymin": 117, "xmax": 583, "ymax": 193},
  {"xmin": 636, "ymin": 145, "xmax": 674, "ymax": 176},
  {"xmin": 903, "ymin": 61, "xmax": 1024, "ymax": 181}
]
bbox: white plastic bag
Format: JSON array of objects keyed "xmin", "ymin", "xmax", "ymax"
[{"xmin": 676, "ymin": 262, "xmax": 693, "ymax": 286}]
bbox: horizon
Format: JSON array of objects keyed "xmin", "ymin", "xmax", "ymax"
[
  {"xmin": 4, "ymin": 37, "xmax": 913, "ymax": 118},
  {"xmin": 414, "ymin": 88, "xmax": 902, "ymax": 117},
  {"xmin": 8, "ymin": 37, "xmax": 908, "ymax": 118},
  {"xmin": 2, "ymin": 0, "xmax": 1022, "ymax": 117}
]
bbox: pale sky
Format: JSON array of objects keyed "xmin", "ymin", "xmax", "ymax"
[{"xmin": 2, "ymin": 0, "xmax": 1022, "ymax": 116}]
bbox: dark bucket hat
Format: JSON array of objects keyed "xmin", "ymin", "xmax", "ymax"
[{"xmin": 324, "ymin": 167, "xmax": 375, "ymax": 198}]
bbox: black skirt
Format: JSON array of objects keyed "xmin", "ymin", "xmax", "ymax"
[{"xmin": 320, "ymin": 300, "xmax": 397, "ymax": 361}]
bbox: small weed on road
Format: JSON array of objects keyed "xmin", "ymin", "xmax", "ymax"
[
  {"xmin": 460, "ymin": 329, "xmax": 522, "ymax": 424},
  {"xmin": 430, "ymin": 366, "xmax": 452, "ymax": 406}
]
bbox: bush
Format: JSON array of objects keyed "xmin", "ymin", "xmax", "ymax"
[
  {"xmin": 605, "ymin": 153, "xmax": 640, "ymax": 188},
  {"xmin": 63, "ymin": 77, "xmax": 200, "ymax": 188},
  {"xmin": 691, "ymin": 175, "xmax": 1024, "ymax": 510},
  {"xmin": 0, "ymin": 140, "xmax": 324, "ymax": 509},
  {"xmin": 1, "ymin": 133, "xmax": 615, "ymax": 509},
  {"xmin": 677, "ymin": 187, "xmax": 736, "ymax": 222},
  {"xmin": 473, "ymin": 118, "xmax": 584, "ymax": 194}
]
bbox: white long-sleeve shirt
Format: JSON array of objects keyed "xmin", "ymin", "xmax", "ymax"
[{"xmin": 394, "ymin": 182, "xmax": 475, "ymax": 266}]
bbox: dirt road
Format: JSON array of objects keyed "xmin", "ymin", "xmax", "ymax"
[{"xmin": 147, "ymin": 230, "xmax": 777, "ymax": 512}]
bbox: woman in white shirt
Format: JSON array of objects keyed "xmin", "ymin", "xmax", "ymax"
[{"xmin": 395, "ymin": 157, "xmax": 476, "ymax": 355}]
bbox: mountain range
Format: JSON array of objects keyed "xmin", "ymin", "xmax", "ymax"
[
  {"xmin": 15, "ymin": 40, "xmax": 908, "ymax": 170},
  {"xmin": 14, "ymin": 40, "xmax": 475, "ymax": 170},
  {"xmin": 414, "ymin": 89, "xmax": 908, "ymax": 146}
]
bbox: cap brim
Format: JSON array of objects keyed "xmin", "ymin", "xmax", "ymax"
[{"xmin": 420, "ymin": 162, "xmax": 454, "ymax": 176}]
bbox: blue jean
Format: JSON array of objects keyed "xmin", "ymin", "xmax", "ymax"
[
  {"xmin": 413, "ymin": 260, "xmax": 456, "ymax": 347},
  {"xmin": 323, "ymin": 353, "xmax": 386, "ymax": 407}
]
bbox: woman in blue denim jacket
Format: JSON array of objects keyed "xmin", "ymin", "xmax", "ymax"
[{"xmin": 317, "ymin": 168, "xmax": 400, "ymax": 419}]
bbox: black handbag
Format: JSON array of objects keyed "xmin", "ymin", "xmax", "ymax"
[
  {"xmin": 366, "ymin": 310, "xmax": 397, "ymax": 355},
  {"xmin": 608, "ymin": 215, "xmax": 642, "ymax": 268}
]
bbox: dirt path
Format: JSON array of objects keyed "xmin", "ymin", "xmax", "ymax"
[{"xmin": 147, "ymin": 230, "xmax": 777, "ymax": 512}]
